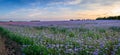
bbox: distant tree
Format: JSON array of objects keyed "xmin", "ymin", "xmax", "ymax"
[
  {"xmin": 70, "ymin": 19, "xmax": 74, "ymax": 21},
  {"xmin": 30, "ymin": 20, "xmax": 40, "ymax": 22},
  {"xmin": 76, "ymin": 19, "xmax": 80, "ymax": 21},
  {"xmin": 9, "ymin": 20, "xmax": 13, "ymax": 22},
  {"xmin": 96, "ymin": 15, "xmax": 120, "ymax": 20}
]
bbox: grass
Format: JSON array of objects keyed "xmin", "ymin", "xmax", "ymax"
[
  {"xmin": 23, "ymin": 45, "xmax": 49, "ymax": 55},
  {"xmin": 68, "ymin": 32, "xmax": 75, "ymax": 37},
  {"xmin": 0, "ymin": 26, "xmax": 73, "ymax": 55},
  {"xmin": 109, "ymin": 26, "xmax": 120, "ymax": 32},
  {"xmin": 0, "ymin": 27, "xmax": 34, "ymax": 45},
  {"xmin": 0, "ymin": 27, "xmax": 50, "ymax": 55},
  {"xmin": 0, "ymin": 25, "xmax": 120, "ymax": 55},
  {"xmin": 79, "ymin": 27, "xmax": 89, "ymax": 32}
]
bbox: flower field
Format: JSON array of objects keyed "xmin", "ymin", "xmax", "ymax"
[{"xmin": 0, "ymin": 20, "xmax": 120, "ymax": 55}]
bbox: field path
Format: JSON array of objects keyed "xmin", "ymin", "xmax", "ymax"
[
  {"xmin": 0, "ymin": 36, "xmax": 22, "ymax": 55},
  {"xmin": 0, "ymin": 36, "xmax": 8, "ymax": 55}
]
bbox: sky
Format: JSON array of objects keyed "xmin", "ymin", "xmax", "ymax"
[{"xmin": 0, "ymin": 0, "xmax": 120, "ymax": 21}]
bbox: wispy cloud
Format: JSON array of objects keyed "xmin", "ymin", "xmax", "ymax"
[
  {"xmin": 0, "ymin": 0, "xmax": 120, "ymax": 21},
  {"xmin": 1, "ymin": 7, "xmax": 80, "ymax": 21},
  {"xmin": 48, "ymin": 0, "xmax": 81, "ymax": 6}
]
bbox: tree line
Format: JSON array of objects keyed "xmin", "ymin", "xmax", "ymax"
[{"xmin": 96, "ymin": 15, "xmax": 120, "ymax": 20}]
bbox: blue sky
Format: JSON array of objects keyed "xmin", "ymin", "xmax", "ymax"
[{"xmin": 0, "ymin": 0, "xmax": 120, "ymax": 21}]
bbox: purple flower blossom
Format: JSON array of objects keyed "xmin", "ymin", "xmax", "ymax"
[
  {"xmin": 100, "ymin": 43, "xmax": 104, "ymax": 48},
  {"xmin": 93, "ymin": 49, "xmax": 99, "ymax": 55}
]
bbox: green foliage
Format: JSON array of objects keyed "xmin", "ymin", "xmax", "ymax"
[
  {"xmin": 116, "ymin": 47, "xmax": 120, "ymax": 55},
  {"xmin": 99, "ymin": 40, "xmax": 119, "ymax": 55},
  {"xmin": 59, "ymin": 28, "xmax": 68, "ymax": 33},
  {"xmin": 78, "ymin": 50, "xmax": 91, "ymax": 55},
  {"xmin": 0, "ymin": 27, "xmax": 63, "ymax": 55},
  {"xmin": 109, "ymin": 26, "xmax": 120, "ymax": 32},
  {"xmin": 23, "ymin": 45, "xmax": 50, "ymax": 55},
  {"xmin": 79, "ymin": 27, "xmax": 89, "ymax": 32},
  {"xmin": 69, "ymin": 32, "xmax": 75, "ymax": 37},
  {"xmin": 49, "ymin": 27, "xmax": 58, "ymax": 34},
  {"xmin": 0, "ymin": 27, "xmax": 34, "ymax": 45},
  {"xmin": 34, "ymin": 26, "xmax": 48, "ymax": 30},
  {"xmin": 1, "ymin": 25, "xmax": 120, "ymax": 55},
  {"xmin": 98, "ymin": 28, "xmax": 106, "ymax": 33},
  {"xmin": 0, "ymin": 27, "xmax": 36, "ymax": 55},
  {"xmin": 83, "ymin": 31, "xmax": 101, "ymax": 39}
]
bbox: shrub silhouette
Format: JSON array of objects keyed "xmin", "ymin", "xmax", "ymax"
[{"xmin": 96, "ymin": 15, "xmax": 120, "ymax": 20}]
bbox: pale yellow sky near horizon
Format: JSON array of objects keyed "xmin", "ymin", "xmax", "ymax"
[{"xmin": 0, "ymin": 0, "xmax": 120, "ymax": 21}]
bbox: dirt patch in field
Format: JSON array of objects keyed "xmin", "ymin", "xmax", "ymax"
[
  {"xmin": 0, "ymin": 37, "xmax": 8, "ymax": 55},
  {"xmin": 0, "ymin": 36, "xmax": 22, "ymax": 55}
]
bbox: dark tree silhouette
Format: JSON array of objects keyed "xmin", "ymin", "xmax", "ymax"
[{"xmin": 96, "ymin": 15, "xmax": 120, "ymax": 20}]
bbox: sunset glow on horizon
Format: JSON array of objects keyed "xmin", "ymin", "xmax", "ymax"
[{"xmin": 0, "ymin": 0, "xmax": 120, "ymax": 21}]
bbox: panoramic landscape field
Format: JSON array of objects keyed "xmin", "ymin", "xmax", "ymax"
[
  {"xmin": 1, "ymin": 0, "xmax": 120, "ymax": 55},
  {"xmin": 0, "ymin": 20, "xmax": 120, "ymax": 55}
]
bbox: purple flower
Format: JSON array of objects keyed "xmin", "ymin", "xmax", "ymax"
[
  {"xmin": 100, "ymin": 43, "xmax": 104, "ymax": 48},
  {"xmin": 118, "ymin": 43, "xmax": 120, "ymax": 46},
  {"xmin": 93, "ymin": 49, "xmax": 99, "ymax": 55},
  {"xmin": 111, "ymin": 51, "xmax": 115, "ymax": 55}
]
